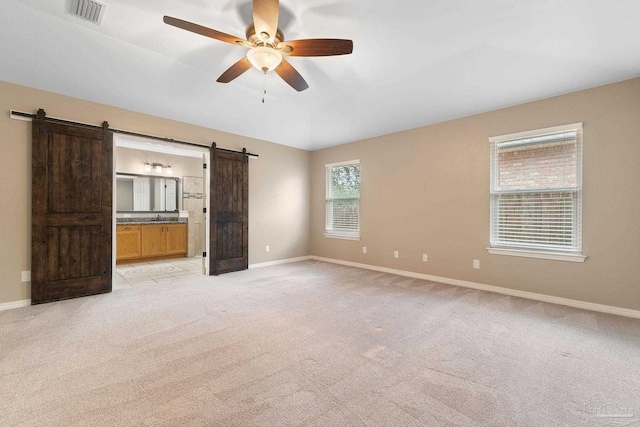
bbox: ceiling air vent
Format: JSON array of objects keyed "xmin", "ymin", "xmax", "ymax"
[{"xmin": 70, "ymin": 0, "xmax": 107, "ymax": 25}]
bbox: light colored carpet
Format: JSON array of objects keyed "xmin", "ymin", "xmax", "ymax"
[{"xmin": 1, "ymin": 260, "xmax": 639, "ymax": 426}]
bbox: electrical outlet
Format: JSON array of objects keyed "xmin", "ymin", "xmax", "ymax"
[
  {"xmin": 362, "ymin": 246, "xmax": 367, "ymax": 254},
  {"xmin": 21, "ymin": 271, "xmax": 31, "ymax": 282},
  {"xmin": 123, "ymin": 213, "xmax": 131, "ymax": 218},
  {"xmin": 422, "ymin": 254, "xmax": 428, "ymax": 262},
  {"xmin": 265, "ymin": 245, "xmax": 270, "ymax": 253},
  {"xmin": 394, "ymin": 250, "xmax": 399, "ymax": 259},
  {"xmin": 473, "ymin": 259, "xmax": 480, "ymax": 269}
]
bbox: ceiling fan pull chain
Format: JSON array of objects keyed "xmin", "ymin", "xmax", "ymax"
[{"xmin": 262, "ymin": 70, "xmax": 267, "ymax": 104}]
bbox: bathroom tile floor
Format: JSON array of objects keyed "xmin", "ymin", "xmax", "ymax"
[{"xmin": 115, "ymin": 257, "xmax": 205, "ymax": 290}]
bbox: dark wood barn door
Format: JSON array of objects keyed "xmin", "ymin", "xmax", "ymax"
[
  {"xmin": 209, "ymin": 146, "xmax": 248, "ymax": 275},
  {"xmin": 31, "ymin": 116, "xmax": 113, "ymax": 304}
]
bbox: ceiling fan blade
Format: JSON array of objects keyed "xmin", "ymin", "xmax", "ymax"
[
  {"xmin": 217, "ymin": 57, "xmax": 253, "ymax": 83},
  {"xmin": 278, "ymin": 39, "xmax": 353, "ymax": 57},
  {"xmin": 163, "ymin": 16, "xmax": 247, "ymax": 46},
  {"xmin": 274, "ymin": 59, "xmax": 309, "ymax": 92},
  {"xmin": 253, "ymin": 0, "xmax": 279, "ymax": 43}
]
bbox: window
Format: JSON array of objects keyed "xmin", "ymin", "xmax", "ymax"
[
  {"xmin": 489, "ymin": 124, "xmax": 585, "ymax": 262},
  {"xmin": 325, "ymin": 160, "xmax": 360, "ymax": 240}
]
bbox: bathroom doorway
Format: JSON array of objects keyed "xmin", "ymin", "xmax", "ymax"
[{"xmin": 112, "ymin": 136, "xmax": 210, "ymax": 290}]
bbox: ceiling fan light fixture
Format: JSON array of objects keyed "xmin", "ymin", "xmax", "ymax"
[
  {"xmin": 247, "ymin": 46, "xmax": 282, "ymax": 72},
  {"xmin": 163, "ymin": 0, "xmax": 353, "ymax": 91}
]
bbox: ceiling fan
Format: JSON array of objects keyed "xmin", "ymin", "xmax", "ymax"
[{"xmin": 163, "ymin": 0, "xmax": 353, "ymax": 92}]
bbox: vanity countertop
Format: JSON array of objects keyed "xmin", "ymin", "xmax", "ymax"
[{"xmin": 116, "ymin": 217, "xmax": 187, "ymax": 226}]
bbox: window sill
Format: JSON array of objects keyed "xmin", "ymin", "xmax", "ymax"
[
  {"xmin": 487, "ymin": 247, "xmax": 586, "ymax": 263},
  {"xmin": 324, "ymin": 233, "xmax": 360, "ymax": 241}
]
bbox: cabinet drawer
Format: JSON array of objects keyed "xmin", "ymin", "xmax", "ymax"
[{"xmin": 117, "ymin": 224, "xmax": 140, "ymax": 232}]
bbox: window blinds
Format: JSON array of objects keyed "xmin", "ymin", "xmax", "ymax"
[
  {"xmin": 326, "ymin": 160, "xmax": 360, "ymax": 237},
  {"xmin": 490, "ymin": 126, "xmax": 582, "ymax": 251}
]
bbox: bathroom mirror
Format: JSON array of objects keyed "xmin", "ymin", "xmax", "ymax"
[{"xmin": 116, "ymin": 173, "xmax": 179, "ymax": 212}]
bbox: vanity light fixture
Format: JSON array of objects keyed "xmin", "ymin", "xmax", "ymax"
[{"xmin": 144, "ymin": 162, "xmax": 173, "ymax": 174}]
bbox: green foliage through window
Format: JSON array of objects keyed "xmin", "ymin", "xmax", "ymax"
[{"xmin": 330, "ymin": 164, "xmax": 360, "ymax": 198}]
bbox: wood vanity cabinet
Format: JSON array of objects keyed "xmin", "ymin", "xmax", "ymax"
[
  {"xmin": 165, "ymin": 224, "xmax": 188, "ymax": 255},
  {"xmin": 116, "ymin": 225, "xmax": 141, "ymax": 260},
  {"xmin": 141, "ymin": 224, "xmax": 166, "ymax": 257},
  {"xmin": 116, "ymin": 223, "xmax": 187, "ymax": 263}
]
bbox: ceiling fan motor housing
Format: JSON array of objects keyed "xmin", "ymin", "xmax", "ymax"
[{"xmin": 245, "ymin": 24, "xmax": 284, "ymax": 47}]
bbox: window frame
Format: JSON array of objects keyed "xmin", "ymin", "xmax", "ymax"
[
  {"xmin": 324, "ymin": 159, "xmax": 361, "ymax": 241},
  {"xmin": 487, "ymin": 123, "xmax": 586, "ymax": 262}
]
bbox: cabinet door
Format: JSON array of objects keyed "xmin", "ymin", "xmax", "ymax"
[
  {"xmin": 116, "ymin": 225, "xmax": 141, "ymax": 260},
  {"xmin": 166, "ymin": 224, "xmax": 188, "ymax": 255},
  {"xmin": 141, "ymin": 224, "xmax": 166, "ymax": 257}
]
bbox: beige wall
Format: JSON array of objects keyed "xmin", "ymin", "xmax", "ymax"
[
  {"xmin": 2, "ymin": 78, "xmax": 639, "ymax": 311},
  {"xmin": 0, "ymin": 81, "xmax": 310, "ymax": 305},
  {"xmin": 310, "ymin": 78, "xmax": 640, "ymax": 311},
  {"xmin": 115, "ymin": 146, "xmax": 203, "ymax": 185}
]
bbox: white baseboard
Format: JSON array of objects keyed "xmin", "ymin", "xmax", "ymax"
[
  {"xmin": 0, "ymin": 299, "xmax": 31, "ymax": 312},
  {"xmin": 309, "ymin": 256, "xmax": 640, "ymax": 319},
  {"xmin": 4, "ymin": 257, "xmax": 638, "ymax": 319},
  {"xmin": 249, "ymin": 256, "xmax": 311, "ymax": 269}
]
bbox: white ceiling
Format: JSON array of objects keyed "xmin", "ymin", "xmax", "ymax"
[{"xmin": 1, "ymin": 0, "xmax": 639, "ymax": 151}]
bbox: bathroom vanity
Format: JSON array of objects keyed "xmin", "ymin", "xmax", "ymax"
[
  {"xmin": 115, "ymin": 172, "xmax": 188, "ymax": 263},
  {"xmin": 116, "ymin": 220, "xmax": 188, "ymax": 263}
]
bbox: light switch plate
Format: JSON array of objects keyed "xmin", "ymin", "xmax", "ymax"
[
  {"xmin": 21, "ymin": 271, "xmax": 31, "ymax": 282},
  {"xmin": 473, "ymin": 259, "xmax": 480, "ymax": 269}
]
